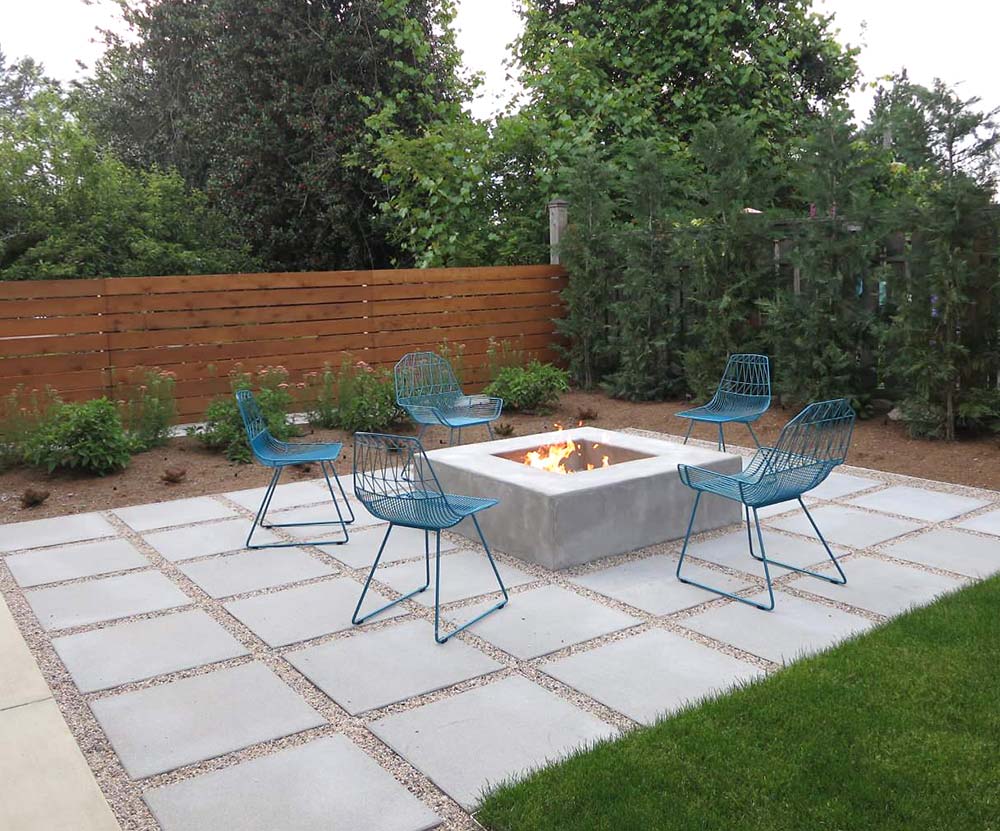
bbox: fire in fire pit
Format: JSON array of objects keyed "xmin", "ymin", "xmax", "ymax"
[{"xmin": 497, "ymin": 424, "xmax": 651, "ymax": 475}]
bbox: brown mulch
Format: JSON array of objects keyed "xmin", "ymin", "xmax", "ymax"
[{"xmin": 2, "ymin": 391, "xmax": 997, "ymax": 524}]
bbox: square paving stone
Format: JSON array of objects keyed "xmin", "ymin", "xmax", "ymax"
[
  {"xmin": 114, "ymin": 497, "xmax": 238, "ymax": 533},
  {"xmin": 224, "ymin": 480, "xmax": 332, "ymax": 513},
  {"xmin": 806, "ymin": 472, "xmax": 881, "ymax": 501},
  {"xmin": 25, "ymin": 571, "xmax": 191, "ymax": 631},
  {"xmin": 370, "ymin": 674, "xmax": 615, "ymax": 810},
  {"xmin": 53, "ymin": 609, "xmax": 249, "ymax": 693},
  {"xmin": 684, "ymin": 527, "xmax": 846, "ymax": 576},
  {"xmin": 143, "ymin": 518, "xmax": 281, "ymax": 562},
  {"xmin": 4, "ymin": 538, "xmax": 148, "ymax": 588},
  {"xmin": 179, "ymin": 549, "xmax": 336, "ymax": 598},
  {"xmin": 766, "ymin": 505, "xmax": 922, "ymax": 549},
  {"xmin": 376, "ymin": 551, "xmax": 536, "ymax": 608},
  {"xmin": 883, "ymin": 528, "xmax": 1000, "ymax": 579},
  {"xmin": 318, "ymin": 525, "xmax": 458, "ymax": 570},
  {"xmin": 956, "ymin": 508, "xmax": 1000, "ymax": 537},
  {"xmin": 276, "ymin": 500, "xmax": 386, "ymax": 534},
  {"xmin": 287, "ymin": 619, "xmax": 502, "ymax": 714},
  {"xmin": 542, "ymin": 629, "xmax": 764, "ymax": 724},
  {"xmin": 789, "ymin": 556, "xmax": 966, "ymax": 616},
  {"xmin": 90, "ymin": 662, "xmax": 325, "ymax": 779},
  {"xmin": 450, "ymin": 585, "xmax": 640, "ymax": 660},
  {"xmin": 0, "ymin": 512, "xmax": 117, "ymax": 553},
  {"xmin": 682, "ymin": 590, "xmax": 872, "ymax": 665},
  {"xmin": 225, "ymin": 578, "xmax": 401, "ymax": 647},
  {"xmin": 570, "ymin": 555, "xmax": 753, "ymax": 615},
  {"xmin": 847, "ymin": 485, "xmax": 990, "ymax": 522},
  {"xmin": 143, "ymin": 735, "xmax": 440, "ymax": 831}
]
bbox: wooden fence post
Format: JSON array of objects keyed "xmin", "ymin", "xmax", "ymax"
[{"xmin": 548, "ymin": 199, "xmax": 569, "ymax": 265}]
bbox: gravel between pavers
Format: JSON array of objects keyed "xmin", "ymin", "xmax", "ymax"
[{"xmin": 0, "ymin": 429, "xmax": 997, "ymax": 831}]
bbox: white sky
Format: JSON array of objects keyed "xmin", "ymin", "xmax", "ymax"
[{"xmin": 2, "ymin": 0, "xmax": 998, "ymax": 124}]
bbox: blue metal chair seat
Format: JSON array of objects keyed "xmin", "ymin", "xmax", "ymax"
[
  {"xmin": 676, "ymin": 354, "xmax": 771, "ymax": 450},
  {"xmin": 352, "ymin": 433, "xmax": 508, "ymax": 643},
  {"xmin": 236, "ymin": 390, "xmax": 354, "ymax": 548},
  {"xmin": 676, "ymin": 398, "xmax": 856, "ymax": 611},
  {"xmin": 395, "ymin": 353, "xmax": 503, "ymax": 444}
]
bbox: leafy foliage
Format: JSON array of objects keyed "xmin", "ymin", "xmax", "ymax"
[
  {"xmin": 304, "ymin": 360, "xmax": 402, "ymax": 433},
  {"xmin": 117, "ymin": 368, "xmax": 178, "ymax": 452},
  {"xmin": 0, "ymin": 385, "xmax": 62, "ymax": 471},
  {"xmin": 0, "ymin": 63, "xmax": 258, "ymax": 279},
  {"xmin": 23, "ymin": 398, "xmax": 132, "ymax": 475},
  {"xmin": 193, "ymin": 367, "xmax": 296, "ymax": 462},
  {"xmin": 84, "ymin": 0, "xmax": 471, "ymax": 271},
  {"xmin": 485, "ymin": 361, "xmax": 569, "ymax": 413}
]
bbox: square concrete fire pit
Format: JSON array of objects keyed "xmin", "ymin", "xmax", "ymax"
[{"xmin": 428, "ymin": 427, "xmax": 742, "ymax": 570}]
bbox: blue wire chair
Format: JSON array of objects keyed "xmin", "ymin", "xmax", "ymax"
[
  {"xmin": 676, "ymin": 354, "xmax": 771, "ymax": 451},
  {"xmin": 394, "ymin": 352, "xmax": 503, "ymax": 445},
  {"xmin": 676, "ymin": 398, "xmax": 856, "ymax": 611},
  {"xmin": 351, "ymin": 432, "xmax": 508, "ymax": 643},
  {"xmin": 236, "ymin": 390, "xmax": 354, "ymax": 548}
]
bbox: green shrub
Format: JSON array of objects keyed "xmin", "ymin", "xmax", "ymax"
[
  {"xmin": 485, "ymin": 361, "xmax": 569, "ymax": 413},
  {"xmin": 486, "ymin": 337, "xmax": 527, "ymax": 381},
  {"xmin": 193, "ymin": 366, "xmax": 296, "ymax": 462},
  {"xmin": 0, "ymin": 385, "xmax": 62, "ymax": 471},
  {"xmin": 23, "ymin": 398, "xmax": 132, "ymax": 475},
  {"xmin": 303, "ymin": 364, "xmax": 338, "ymax": 429},
  {"xmin": 332, "ymin": 360, "xmax": 402, "ymax": 433},
  {"xmin": 117, "ymin": 368, "xmax": 177, "ymax": 452}
]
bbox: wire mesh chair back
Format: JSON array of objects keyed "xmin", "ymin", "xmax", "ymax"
[
  {"xmin": 710, "ymin": 353, "xmax": 771, "ymax": 411},
  {"xmin": 394, "ymin": 352, "xmax": 463, "ymax": 410},
  {"xmin": 756, "ymin": 398, "xmax": 855, "ymax": 495},
  {"xmin": 235, "ymin": 389, "xmax": 272, "ymax": 457},
  {"xmin": 353, "ymin": 432, "xmax": 460, "ymax": 528}
]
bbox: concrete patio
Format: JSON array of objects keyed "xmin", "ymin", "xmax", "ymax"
[{"xmin": 1, "ymin": 431, "xmax": 999, "ymax": 831}]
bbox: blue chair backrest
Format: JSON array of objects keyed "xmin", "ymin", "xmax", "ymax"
[
  {"xmin": 235, "ymin": 389, "xmax": 271, "ymax": 457},
  {"xmin": 711, "ymin": 354, "xmax": 771, "ymax": 409},
  {"xmin": 766, "ymin": 397, "xmax": 855, "ymax": 488},
  {"xmin": 394, "ymin": 352, "xmax": 463, "ymax": 409},
  {"xmin": 353, "ymin": 432, "xmax": 456, "ymax": 527}
]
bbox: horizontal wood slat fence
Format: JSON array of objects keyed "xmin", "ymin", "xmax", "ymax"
[{"xmin": 0, "ymin": 265, "xmax": 567, "ymax": 421}]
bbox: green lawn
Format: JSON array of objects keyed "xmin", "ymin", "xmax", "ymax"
[{"xmin": 477, "ymin": 576, "xmax": 1000, "ymax": 831}]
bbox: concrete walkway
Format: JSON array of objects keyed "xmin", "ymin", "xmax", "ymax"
[{"xmin": 1, "ymin": 437, "xmax": 998, "ymax": 830}]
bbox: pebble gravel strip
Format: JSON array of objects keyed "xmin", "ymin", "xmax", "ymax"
[{"xmin": 0, "ymin": 427, "xmax": 997, "ymax": 831}]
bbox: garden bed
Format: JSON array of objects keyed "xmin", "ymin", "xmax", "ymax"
[{"xmin": 1, "ymin": 391, "xmax": 998, "ymax": 524}]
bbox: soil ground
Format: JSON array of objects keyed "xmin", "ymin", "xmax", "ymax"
[{"xmin": 2, "ymin": 391, "xmax": 998, "ymax": 523}]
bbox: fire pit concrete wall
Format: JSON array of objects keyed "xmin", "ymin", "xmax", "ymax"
[{"xmin": 428, "ymin": 427, "xmax": 742, "ymax": 570}]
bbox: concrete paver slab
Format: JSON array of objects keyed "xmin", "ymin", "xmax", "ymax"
[
  {"xmin": 25, "ymin": 571, "xmax": 191, "ymax": 631},
  {"xmin": 179, "ymin": 548, "xmax": 336, "ymax": 598},
  {"xmin": 543, "ymin": 629, "xmax": 764, "ymax": 724},
  {"xmin": 847, "ymin": 485, "xmax": 989, "ymax": 522},
  {"xmin": 53, "ymin": 609, "xmax": 249, "ymax": 693},
  {"xmin": 806, "ymin": 472, "xmax": 881, "ymax": 500},
  {"xmin": 370, "ymin": 675, "xmax": 615, "ymax": 810},
  {"xmin": 223, "ymin": 480, "xmax": 331, "ymax": 513},
  {"xmin": 570, "ymin": 555, "xmax": 753, "ymax": 615},
  {"xmin": 143, "ymin": 519, "xmax": 280, "ymax": 562},
  {"xmin": 0, "ymin": 512, "xmax": 117, "ymax": 553},
  {"xmin": 114, "ymin": 497, "xmax": 237, "ymax": 533},
  {"xmin": 766, "ymin": 504, "xmax": 922, "ymax": 549},
  {"xmin": 0, "ymin": 699, "xmax": 120, "ymax": 831},
  {"xmin": 376, "ymin": 551, "xmax": 535, "ymax": 607},
  {"xmin": 286, "ymin": 619, "xmax": 501, "ymax": 714},
  {"xmin": 451, "ymin": 585, "xmax": 640, "ymax": 660},
  {"xmin": 144, "ymin": 735, "xmax": 440, "ymax": 831},
  {"xmin": 225, "ymin": 578, "xmax": 401, "ymax": 647},
  {"xmin": 317, "ymin": 525, "xmax": 456, "ymax": 569},
  {"xmin": 956, "ymin": 509, "xmax": 1000, "ymax": 537},
  {"xmin": 1, "ymin": 595, "xmax": 50, "ymax": 709},
  {"xmin": 682, "ymin": 590, "xmax": 872, "ymax": 664},
  {"xmin": 789, "ymin": 556, "xmax": 966, "ymax": 616},
  {"xmin": 684, "ymin": 527, "xmax": 846, "ymax": 576},
  {"xmin": 883, "ymin": 528, "xmax": 1000, "ymax": 579},
  {"xmin": 5, "ymin": 538, "xmax": 148, "ymax": 588},
  {"xmin": 90, "ymin": 662, "xmax": 325, "ymax": 778}
]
